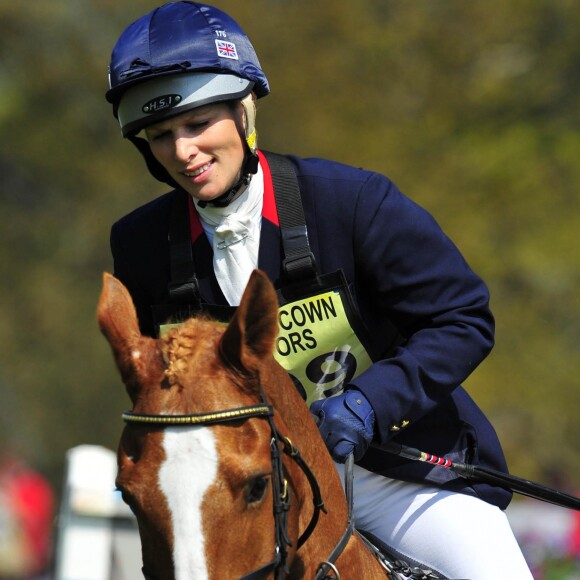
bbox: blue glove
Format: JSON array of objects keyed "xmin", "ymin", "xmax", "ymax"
[{"xmin": 310, "ymin": 389, "xmax": 375, "ymax": 463}]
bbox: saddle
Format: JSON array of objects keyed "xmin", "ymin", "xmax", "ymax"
[{"xmin": 357, "ymin": 529, "xmax": 443, "ymax": 580}]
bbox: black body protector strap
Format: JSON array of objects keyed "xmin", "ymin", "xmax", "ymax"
[
  {"xmin": 262, "ymin": 152, "xmax": 317, "ymax": 283},
  {"xmin": 150, "ymin": 191, "xmax": 206, "ymax": 331},
  {"xmin": 168, "ymin": 194, "xmax": 200, "ymax": 306}
]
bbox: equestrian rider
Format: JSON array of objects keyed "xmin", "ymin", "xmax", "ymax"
[{"xmin": 105, "ymin": 2, "xmax": 533, "ymax": 578}]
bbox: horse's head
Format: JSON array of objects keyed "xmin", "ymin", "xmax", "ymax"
[{"xmin": 97, "ymin": 270, "xmax": 345, "ymax": 579}]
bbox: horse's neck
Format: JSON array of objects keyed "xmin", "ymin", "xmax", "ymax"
[{"xmin": 263, "ymin": 363, "xmax": 388, "ymax": 577}]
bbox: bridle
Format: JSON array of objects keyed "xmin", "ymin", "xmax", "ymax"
[
  {"xmin": 121, "ymin": 393, "xmax": 329, "ymax": 580},
  {"xmin": 122, "ymin": 399, "xmax": 443, "ymax": 579}
]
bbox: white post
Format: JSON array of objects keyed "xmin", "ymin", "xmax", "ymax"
[{"xmin": 54, "ymin": 445, "xmax": 141, "ymax": 580}]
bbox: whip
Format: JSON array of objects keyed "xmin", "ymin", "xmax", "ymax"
[{"xmin": 381, "ymin": 441, "xmax": 580, "ymax": 511}]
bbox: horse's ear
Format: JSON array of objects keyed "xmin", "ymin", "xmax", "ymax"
[
  {"xmin": 97, "ymin": 272, "xmax": 142, "ymax": 347},
  {"xmin": 220, "ymin": 270, "xmax": 279, "ymax": 374},
  {"xmin": 97, "ymin": 273, "xmax": 161, "ymax": 401}
]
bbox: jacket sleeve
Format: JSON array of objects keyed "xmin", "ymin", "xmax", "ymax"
[{"xmin": 346, "ymin": 172, "xmax": 495, "ymax": 444}]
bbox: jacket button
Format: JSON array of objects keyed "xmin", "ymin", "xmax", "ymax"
[{"xmin": 390, "ymin": 419, "xmax": 410, "ymax": 432}]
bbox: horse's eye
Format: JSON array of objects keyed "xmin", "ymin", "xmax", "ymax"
[{"xmin": 245, "ymin": 476, "xmax": 269, "ymax": 505}]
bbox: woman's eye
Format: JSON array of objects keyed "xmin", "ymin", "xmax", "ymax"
[
  {"xmin": 147, "ymin": 131, "xmax": 169, "ymax": 142},
  {"xmin": 187, "ymin": 120, "xmax": 209, "ymax": 131}
]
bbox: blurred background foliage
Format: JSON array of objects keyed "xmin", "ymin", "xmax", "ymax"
[{"xmin": 1, "ymin": 0, "xmax": 579, "ymax": 499}]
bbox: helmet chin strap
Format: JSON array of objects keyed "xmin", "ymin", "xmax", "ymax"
[
  {"xmin": 196, "ymin": 153, "xmax": 258, "ymax": 208},
  {"xmin": 197, "ymin": 93, "xmax": 259, "ymax": 209}
]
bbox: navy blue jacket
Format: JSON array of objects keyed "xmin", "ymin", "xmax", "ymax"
[{"xmin": 111, "ymin": 152, "xmax": 512, "ymax": 509}]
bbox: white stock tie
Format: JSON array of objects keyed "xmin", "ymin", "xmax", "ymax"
[{"xmin": 195, "ymin": 165, "xmax": 264, "ymax": 305}]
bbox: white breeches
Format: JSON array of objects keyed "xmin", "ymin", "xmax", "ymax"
[{"xmin": 335, "ymin": 462, "xmax": 533, "ymax": 580}]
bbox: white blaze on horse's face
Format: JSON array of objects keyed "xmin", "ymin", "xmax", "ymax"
[{"xmin": 159, "ymin": 426, "xmax": 218, "ymax": 580}]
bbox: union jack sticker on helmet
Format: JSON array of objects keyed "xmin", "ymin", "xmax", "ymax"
[{"xmin": 215, "ymin": 39, "xmax": 238, "ymax": 60}]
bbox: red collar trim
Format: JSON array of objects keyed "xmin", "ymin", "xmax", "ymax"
[
  {"xmin": 186, "ymin": 151, "xmax": 279, "ymax": 243},
  {"xmin": 258, "ymin": 150, "xmax": 279, "ymax": 226},
  {"xmin": 187, "ymin": 194, "xmax": 204, "ymax": 241}
]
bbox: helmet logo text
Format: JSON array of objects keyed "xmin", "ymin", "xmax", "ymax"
[{"xmin": 142, "ymin": 94, "xmax": 182, "ymax": 114}]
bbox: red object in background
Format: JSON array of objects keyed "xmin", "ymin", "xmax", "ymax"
[
  {"xmin": 568, "ymin": 498, "xmax": 580, "ymax": 558},
  {"xmin": 0, "ymin": 454, "xmax": 54, "ymax": 577}
]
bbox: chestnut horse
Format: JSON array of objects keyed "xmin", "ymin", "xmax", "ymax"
[{"xmin": 98, "ymin": 270, "xmax": 391, "ymax": 579}]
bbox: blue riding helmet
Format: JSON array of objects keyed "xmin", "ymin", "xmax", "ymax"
[
  {"xmin": 106, "ymin": 1, "xmax": 269, "ymax": 193},
  {"xmin": 107, "ymin": 0, "xmax": 269, "ymax": 135}
]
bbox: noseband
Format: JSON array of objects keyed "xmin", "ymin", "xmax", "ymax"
[{"xmin": 122, "ymin": 394, "xmax": 327, "ymax": 580}]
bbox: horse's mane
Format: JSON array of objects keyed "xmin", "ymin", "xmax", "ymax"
[{"xmin": 160, "ymin": 317, "xmax": 225, "ymax": 388}]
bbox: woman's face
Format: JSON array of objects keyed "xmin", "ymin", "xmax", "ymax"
[{"xmin": 145, "ymin": 102, "xmax": 246, "ymax": 202}]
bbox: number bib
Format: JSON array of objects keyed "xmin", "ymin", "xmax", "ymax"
[
  {"xmin": 158, "ymin": 271, "xmax": 382, "ymax": 406},
  {"xmin": 274, "ymin": 271, "xmax": 376, "ymax": 405}
]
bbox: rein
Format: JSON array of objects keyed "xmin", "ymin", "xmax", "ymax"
[
  {"xmin": 122, "ymin": 398, "xmax": 328, "ymax": 579},
  {"xmin": 313, "ymin": 454, "xmax": 356, "ymax": 580}
]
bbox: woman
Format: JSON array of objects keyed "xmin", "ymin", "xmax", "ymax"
[{"xmin": 106, "ymin": 2, "xmax": 532, "ymax": 577}]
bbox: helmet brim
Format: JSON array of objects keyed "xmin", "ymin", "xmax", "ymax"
[{"xmin": 117, "ymin": 72, "xmax": 254, "ymax": 137}]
